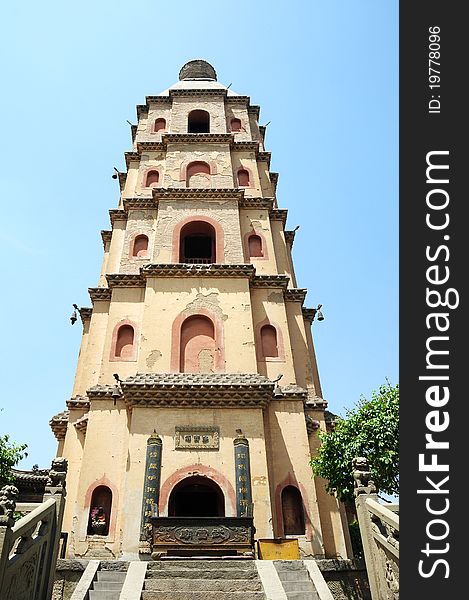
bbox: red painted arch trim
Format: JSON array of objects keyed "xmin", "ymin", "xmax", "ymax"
[
  {"xmin": 274, "ymin": 475, "xmax": 313, "ymax": 539},
  {"xmin": 179, "ymin": 159, "xmax": 218, "ymax": 182},
  {"xmin": 83, "ymin": 476, "xmax": 119, "ymax": 541},
  {"xmin": 170, "ymin": 307, "xmax": 225, "ymax": 372},
  {"xmin": 236, "ymin": 166, "xmax": 253, "ymax": 188},
  {"xmin": 243, "ymin": 229, "xmax": 269, "ymax": 261},
  {"xmin": 109, "ymin": 319, "xmax": 139, "ymax": 362},
  {"xmin": 143, "ymin": 168, "xmax": 161, "ymax": 188},
  {"xmin": 128, "ymin": 231, "xmax": 151, "ymax": 260},
  {"xmin": 255, "ymin": 317, "xmax": 286, "ymax": 362},
  {"xmin": 171, "ymin": 214, "xmax": 225, "ymax": 263},
  {"xmin": 159, "ymin": 464, "xmax": 237, "ymax": 517}
]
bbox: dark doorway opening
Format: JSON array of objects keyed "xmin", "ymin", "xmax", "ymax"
[
  {"xmin": 168, "ymin": 476, "xmax": 225, "ymax": 517},
  {"xmin": 180, "ymin": 221, "xmax": 216, "ymax": 264}
]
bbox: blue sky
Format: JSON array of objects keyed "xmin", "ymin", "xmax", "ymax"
[{"xmin": 0, "ymin": 1, "xmax": 398, "ymax": 469}]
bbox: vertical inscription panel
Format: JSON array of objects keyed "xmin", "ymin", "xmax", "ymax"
[
  {"xmin": 233, "ymin": 434, "xmax": 253, "ymax": 517},
  {"xmin": 140, "ymin": 433, "xmax": 162, "ymax": 545}
]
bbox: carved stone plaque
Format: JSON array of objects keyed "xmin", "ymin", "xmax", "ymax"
[
  {"xmin": 151, "ymin": 516, "xmax": 255, "ymax": 557},
  {"xmin": 175, "ymin": 426, "xmax": 219, "ymax": 450}
]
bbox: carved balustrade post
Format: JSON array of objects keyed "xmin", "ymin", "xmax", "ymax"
[
  {"xmin": 0, "ymin": 485, "xmax": 19, "ymax": 589},
  {"xmin": 43, "ymin": 457, "xmax": 68, "ymax": 600}
]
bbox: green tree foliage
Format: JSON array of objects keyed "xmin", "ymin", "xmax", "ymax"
[
  {"xmin": 310, "ymin": 383, "xmax": 399, "ymax": 502},
  {"xmin": 0, "ymin": 415, "xmax": 28, "ymax": 488}
]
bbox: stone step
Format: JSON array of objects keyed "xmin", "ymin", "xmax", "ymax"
[
  {"xmin": 274, "ymin": 561, "xmax": 306, "ymax": 571},
  {"xmin": 281, "ymin": 580, "xmax": 316, "ymax": 593},
  {"xmin": 284, "ymin": 593, "xmax": 319, "ymax": 600},
  {"xmin": 142, "ymin": 592, "xmax": 265, "ymax": 600},
  {"xmin": 145, "ymin": 577, "xmax": 263, "ymax": 592},
  {"xmin": 146, "ymin": 568, "xmax": 258, "ymax": 580},
  {"xmin": 93, "ymin": 580, "xmax": 125, "ymax": 590},
  {"xmin": 89, "ymin": 591, "xmax": 122, "ymax": 600},
  {"xmin": 97, "ymin": 571, "xmax": 127, "ymax": 582},
  {"xmin": 148, "ymin": 560, "xmax": 256, "ymax": 570},
  {"xmin": 276, "ymin": 571, "xmax": 311, "ymax": 582}
]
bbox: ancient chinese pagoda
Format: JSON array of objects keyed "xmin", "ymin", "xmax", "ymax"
[{"xmin": 49, "ymin": 60, "xmax": 351, "ymax": 560}]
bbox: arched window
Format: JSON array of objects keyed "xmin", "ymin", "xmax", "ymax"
[
  {"xmin": 248, "ymin": 234, "xmax": 263, "ymax": 258},
  {"xmin": 188, "ymin": 110, "xmax": 210, "ymax": 133},
  {"xmin": 180, "ymin": 315, "xmax": 216, "ymax": 373},
  {"xmin": 153, "ymin": 118, "xmax": 166, "ymax": 132},
  {"xmin": 237, "ymin": 168, "xmax": 250, "ymax": 187},
  {"xmin": 261, "ymin": 325, "xmax": 278, "ymax": 358},
  {"xmin": 281, "ymin": 486, "xmax": 305, "ymax": 535},
  {"xmin": 87, "ymin": 485, "xmax": 112, "ymax": 536},
  {"xmin": 186, "ymin": 161, "xmax": 211, "ymax": 188},
  {"xmin": 132, "ymin": 234, "xmax": 149, "ymax": 258},
  {"xmin": 179, "ymin": 221, "xmax": 216, "ymax": 264},
  {"xmin": 115, "ymin": 325, "xmax": 135, "ymax": 359},
  {"xmin": 230, "ymin": 118, "xmax": 242, "ymax": 132},
  {"xmin": 145, "ymin": 170, "xmax": 160, "ymax": 188}
]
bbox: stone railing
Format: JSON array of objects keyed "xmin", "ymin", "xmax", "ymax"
[
  {"xmin": 353, "ymin": 457, "xmax": 399, "ymax": 599},
  {"xmin": 0, "ymin": 458, "xmax": 67, "ymax": 600}
]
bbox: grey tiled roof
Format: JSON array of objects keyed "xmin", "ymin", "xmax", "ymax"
[{"xmin": 122, "ymin": 373, "xmax": 274, "ymax": 387}]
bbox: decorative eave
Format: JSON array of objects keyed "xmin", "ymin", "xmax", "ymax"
[
  {"xmin": 284, "ymin": 230, "xmax": 296, "ymax": 246},
  {"xmin": 130, "ymin": 124, "xmax": 137, "ymax": 143},
  {"xmin": 145, "ymin": 96, "xmax": 173, "ymax": 105},
  {"xmin": 136, "ymin": 104, "xmax": 149, "ymax": 118},
  {"xmin": 238, "ymin": 197, "xmax": 274, "ymax": 210},
  {"xmin": 88, "ymin": 287, "xmax": 112, "ymax": 303},
  {"xmin": 305, "ymin": 395, "xmax": 328, "ymax": 409},
  {"xmin": 49, "ymin": 411, "xmax": 69, "ymax": 441},
  {"xmin": 142, "ymin": 264, "xmax": 255, "ymax": 279},
  {"xmin": 270, "ymin": 172, "xmax": 279, "ymax": 192},
  {"xmin": 284, "ymin": 288, "xmax": 307, "ymax": 304},
  {"xmin": 250, "ymin": 275, "xmax": 289, "ymax": 289},
  {"xmin": 79, "ymin": 307, "xmax": 92, "ymax": 324},
  {"xmin": 225, "ymin": 96, "xmax": 251, "ymax": 105},
  {"xmin": 74, "ymin": 414, "xmax": 89, "ymax": 434},
  {"xmin": 136, "ymin": 141, "xmax": 166, "ymax": 153},
  {"xmin": 248, "ymin": 105, "xmax": 261, "ymax": 119},
  {"xmin": 109, "ymin": 209, "xmax": 128, "ymax": 225},
  {"xmin": 123, "ymin": 197, "xmax": 157, "ymax": 211},
  {"xmin": 259, "ymin": 125, "xmax": 266, "ymax": 140},
  {"xmin": 152, "ymin": 188, "xmax": 244, "ymax": 202},
  {"xmin": 231, "ymin": 141, "xmax": 258, "ymax": 152},
  {"xmin": 305, "ymin": 414, "xmax": 321, "ymax": 436},
  {"xmin": 106, "ymin": 273, "xmax": 145, "ymax": 288},
  {"xmin": 163, "ymin": 133, "xmax": 233, "ymax": 145},
  {"xmin": 302, "ymin": 307, "xmax": 318, "ymax": 322},
  {"xmin": 101, "ymin": 230, "xmax": 112, "ymax": 247},
  {"xmin": 118, "ymin": 171, "xmax": 127, "ymax": 191},
  {"xmin": 269, "ymin": 208, "xmax": 288, "ymax": 225},
  {"xmin": 88, "ymin": 373, "xmax": 275, "ymax": 408},
  {"xmin": 124, "ymin": 151, "xmax": 141, "ymax": 168},
  {"xmin": 257, "ymin": 152, "xmax": 271, "ymax": 168},
  {"xmin": 66, "ymin": 396, "xmax": 91, "ymax": 410},
  {"xmin": 169, "ymin": 88, "xmax": 227, "ymax": 98},
  {"xmin": 280, "ymin": 385, "xmax": 308, "ymax": 400}
]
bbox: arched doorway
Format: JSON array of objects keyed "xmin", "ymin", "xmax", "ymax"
[
  {"xmin": 168, "ymin": 476, "xmax": 225, "ymax": 517},
  {"xmin": 281, "ymin": 485, "xmax": 305, "ymax": 535}
]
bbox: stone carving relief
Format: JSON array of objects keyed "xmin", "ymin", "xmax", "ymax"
[{"xmin": 352, "ymin": 456, "xmax": 377, "ymax": 495}]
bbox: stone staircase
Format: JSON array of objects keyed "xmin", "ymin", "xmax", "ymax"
[
  {"xmin": 274, "ymin": 561, "xmax": 320, "ymax": 600},
  {"xmin": 142, "ymin": 559, "xmax": 266, "ymax": 600},
  {"xmin": 89, "ymin": 569, "xmax": 126, "ymax": 600}
]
